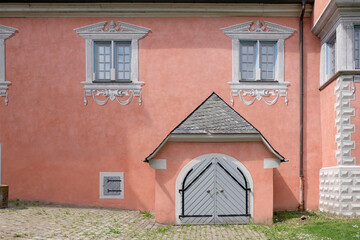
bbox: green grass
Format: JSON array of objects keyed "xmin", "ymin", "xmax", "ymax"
[
  {"xmin": 140, "ymin": 210, "xmax": 154, "ymax": 219},
  {"xmin": 251, "ymin": 211, "xmax": 360, "ymax": 240},
  {"xmin": 107, "ymin": 227, "xmax": 121, "ymax": 234},
  {"xmin": 13, "ymin": 233, "xmax": 28, "ymax": 238}
]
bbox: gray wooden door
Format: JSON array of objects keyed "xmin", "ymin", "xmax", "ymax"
[{"xmin": 180, "ymin": 156, "xmax": 250, "ymax": 224}]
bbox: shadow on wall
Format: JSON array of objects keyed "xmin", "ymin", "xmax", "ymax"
[{"xmin": 273, "ymin": 168, "xmax": 298, "ymax": 211}]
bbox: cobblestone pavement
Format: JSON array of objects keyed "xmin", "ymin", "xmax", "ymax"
[{"xmin": 0, "ymin": 201, "xmax": 266, "ymax": 240}]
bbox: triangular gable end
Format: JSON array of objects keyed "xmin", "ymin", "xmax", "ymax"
[{"xmin": 145, "ymin": 92, "xmax": 287, "ymax": 162}]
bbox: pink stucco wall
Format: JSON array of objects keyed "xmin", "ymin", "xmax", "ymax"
[
  {"xmin": 153, "ymin": 142, "xmax": 274, "ymax": 225},
  {"xmin": 313, "ymin": 0, "xmax": 331, "ymax": 26},
  {"xmin": 320, "ymin": 81, "xmax": 337, "ymax": 168},
  {"xmin": 351, "ymin": 82, "xmax": 360, "ymax": 166},
  {"xmin": 0, "ymin": 16, "xmax": 321, "ymax": 214},
  {"xmin": 302, "ymin": 18, "xmax": 322, "ymax": 210}
]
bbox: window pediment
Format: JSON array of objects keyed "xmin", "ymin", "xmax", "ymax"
[
  {"xmin": 221, "ymin": 20, "xmax": 296, "ymax": 40},
  {"xmin": 75, "ymin": 21, "xmax": 150, "ymax": 40}
]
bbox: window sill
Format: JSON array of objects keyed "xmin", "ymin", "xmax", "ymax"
[
  {"xmin": 228, "ymin": 81, "xmax": 290, "ymax": 105},
  {"xmin": 319, "ymin": 70, "xmax": 360, "ymax": 91},
  {"xmin": 0, "ymin": 81, "xmax": 11, "ymax": 105},
  {"xmin": 81, "ymin": 81, "xmax": 144, "ymax": 106}
]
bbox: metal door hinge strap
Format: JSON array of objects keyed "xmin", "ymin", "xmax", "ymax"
[
  {"xmin": 179, "ymin": 215, "xmax": 213, "ymax": 218},
  {"xmin": 217, "ymin": 214, "xmax": 250, "ymax": 217},
  {"xmin": 182, "ymin": 162, "xmax": 213, "ymax": 192},
  {"xmin": 217, "ymin": 162, "xmax": 249, "ymax": 191}
]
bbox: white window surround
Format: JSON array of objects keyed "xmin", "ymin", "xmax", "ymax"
[
  {"xmin": 221, "ymin": 20, "xmax": 295, "ymax": 105},
  {"xmin": 75, "ymin": 21, "xmax": 150, "ymax": 106},
  {"xmin": 100, "ymin": 172, "xmax": 124, "ymax": 199},
  {"xmin": 0, "ymin": 24, "xmax": 17, "ymax": 105},
  {"xmin": 319, "ymin": 20, "xmax": 360, "ymax": 87}
]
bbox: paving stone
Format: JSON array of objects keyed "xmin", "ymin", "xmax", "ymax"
[{"xmin": 0, "ymin": 202, "xmax": 267, "ymax": 239}]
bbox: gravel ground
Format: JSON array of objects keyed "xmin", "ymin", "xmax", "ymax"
[{"xmin": 0, "ymin": 200, "xmax": 266, "ymax": 240}]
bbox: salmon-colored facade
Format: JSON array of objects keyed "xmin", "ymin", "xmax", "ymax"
[{"xmin": 1, "ymin": 0, "xmax": 360, "ymax": 224}]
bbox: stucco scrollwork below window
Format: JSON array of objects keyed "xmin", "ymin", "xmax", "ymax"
[
  {"xmin": 0, "ymin": 24, "xmax": 17, "ymax": 105},
  {"xmin": 221, "ymin": 20, "xmax": 295, "ymax": 105},
  {"xmin": 75, "ymin": 21, "xmax": 150, "ymax": 106}
]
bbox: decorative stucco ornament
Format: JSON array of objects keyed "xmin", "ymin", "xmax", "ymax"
[
  {"xmin": 231, "ymin": 88, "xmax": 288, "ymax": 106},
  {"xmin": 105, "ymin": 21, "xmax": 120, "ymax": 33},
  {"xmin": 84, "ymin": 89, "xmax": 141, "ymax": 106},
  {"xmin": 251, "ymin": 20, "xmax": 266, "ymax": 32}
]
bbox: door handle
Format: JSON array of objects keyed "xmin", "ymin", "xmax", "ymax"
[
  {"xmin": 206, "ymin": 190, "xmax": 210, "ymax": 193},
  {"xmin": 220, "ymin": 189, "xmax": 224, "ymax": 193}
]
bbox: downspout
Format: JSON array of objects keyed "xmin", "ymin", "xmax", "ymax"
[{"xmin": 299, "ymin": 0, "xmax": 306, "ymax": 212}]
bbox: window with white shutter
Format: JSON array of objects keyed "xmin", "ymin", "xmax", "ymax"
[{"xmin": 100, "ymin": 172, "xmax": 124, "ymax": 199}]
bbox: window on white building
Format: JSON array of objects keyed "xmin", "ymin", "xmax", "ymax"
[
  {"xmin": 354, "ymin": 26, "xmax": 360, "ymax": 69},
  {"xmin": 327, "ymin": 34, "xmax": 336, "ymax": 77}
]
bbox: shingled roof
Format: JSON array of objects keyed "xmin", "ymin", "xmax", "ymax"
[
  {"xmin": 145, "ymin": 92, "xmax": 286, "ymax": 162},
  {"xmin": 173, "ymin": 93, "xmax": 258, "ymax": 134}
]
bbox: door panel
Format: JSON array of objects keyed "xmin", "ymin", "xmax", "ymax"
[
  {"xmin": 181, "ymin": 159, "xmax": 215, "ymax": 224},
  {"xmin": 215, "ymin": 158, "xmax": 249, "ymax": 224},
  {"xmin": 180, "ymin": 156, "xmax": 250, "ymax": 224}
]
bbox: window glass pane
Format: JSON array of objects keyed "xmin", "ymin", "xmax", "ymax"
[
  {"xmin": 328, "ymin": 35, "xmax": 336, "ymax": 76},
  {"xmin": 355, "ymin": 27, "xmax": 360, "ymax": 69},
  {"xmin": 95, "ymin": 42, "xmax": 111, "ymax": 81},
  {"xmin": 115, "ymin": 42, "xmax": 131, "ymax": 81},
  {"xmin": 240, "ymin": 41, "xmax": 256, "ymax": 80},
  {"xmin": 260, "ymin": 42, "xmax": 276, "ymax": 80}
]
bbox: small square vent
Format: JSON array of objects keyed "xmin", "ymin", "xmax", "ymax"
[{"xmin": 100, "ymin": 172, "xmax": 124, "ymax": 199}]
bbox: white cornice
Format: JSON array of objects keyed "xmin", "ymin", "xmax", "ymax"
[
  {"xmin": 312, "ymin": 0, "xmax": 360, "ymax": 39},
  {"xmin": 0, "ymin": 3, "xmax": 312, "ymax": 17}
]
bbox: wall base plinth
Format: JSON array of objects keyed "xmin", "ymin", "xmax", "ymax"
[{"xmin": 319, "ymin": 166, "xmax": 360, "ymax": 217}]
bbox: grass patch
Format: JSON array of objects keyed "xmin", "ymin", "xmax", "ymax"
[
  {"xmin": 251, "ymin": 211, "xmax": 360, "ymax": 240},
  {"xmin": 107, "ymin": 227, "xmax": 121, "ymax": 234},
  {"xmin": 140, "ymin": 210, "xmax": 154, "ymax": 219},
  {"xmin": 13, "ymin": 233, "xmax": 28, "ymax": 238}
]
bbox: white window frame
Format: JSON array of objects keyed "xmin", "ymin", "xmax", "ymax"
[
  {"xmin": 222, "ymin": 20, "xmax": 295, "ymax": 105},
  {"xmin": 75, "ymin": 21, "xmax": 150, "ymax": 106},
  {"xmin": 100, "ymin": 172, "xmax": 124, "ymax": 199},
  {"xmin": 93, "ymin": 41, "xmax": 132, "ymax": 82},
  {"xmin": 354, "ymin": 26, "xmax": 360, "ymax": 69},
  {"xmin": 0, "ymin": 24, "xmax": 17, "ymax": 105},
  {"xmin": 326, "ymin": 34, "xmax": 337, "ymax": 79}
]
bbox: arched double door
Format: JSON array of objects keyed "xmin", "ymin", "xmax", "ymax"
[{"xmin": 178, "ymin": 154, "xmax": 251, "ymax": 224}]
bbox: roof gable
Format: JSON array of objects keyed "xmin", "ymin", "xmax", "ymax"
[
  {"xmin": 173, "ymin": 93, "xmax": 258, "ymax": 134},
  {"xmin": 145, "ymin": 92, "xmax": 286, "ymax": 162}
]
